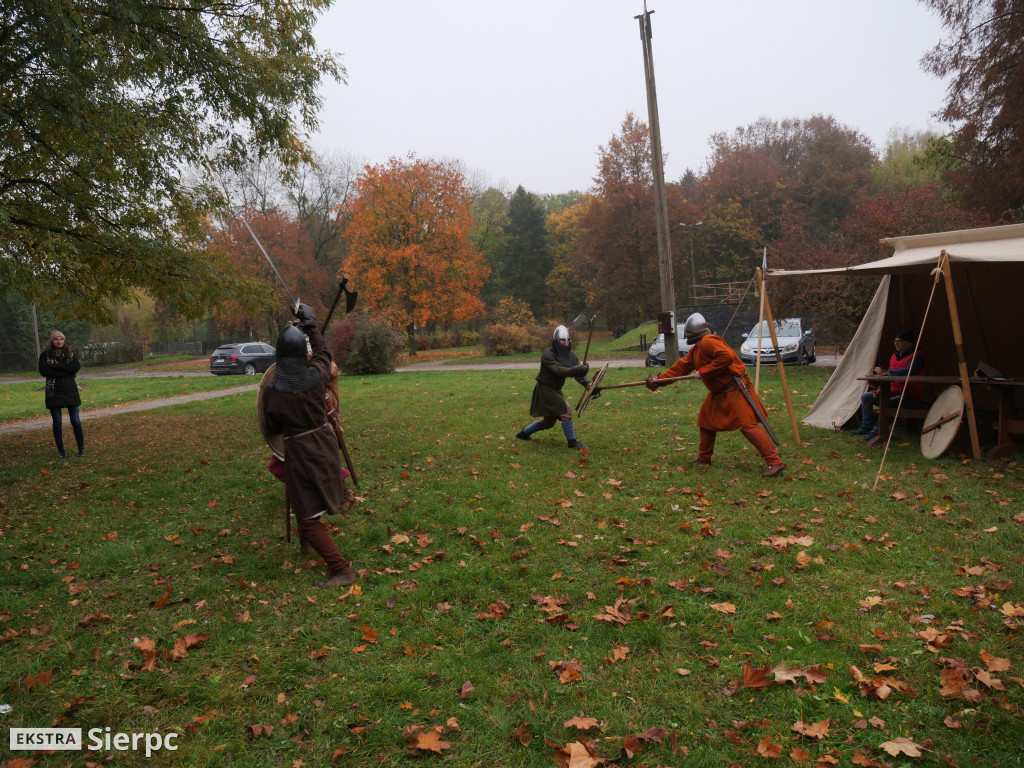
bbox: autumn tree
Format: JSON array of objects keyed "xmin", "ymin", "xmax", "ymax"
[
  {"xmin": 545, "ymin": 197, "xmax": 592, "ymax": 321},
  {"xmin": 469, "ymin": 187, "xmax": 511, "ymax": 313},
  {"xmin": 501, "ymin": 186, "xmax": 552, "ymax": 319},
  {"xmin": 212, "ymin": 150, "xmax": 363, "ymax": 274},
  {"xmin": 0, "ymin": 0, "xmax": 341, "ymax": 323},
  {"xmin": 703, "ymin": 115, "xmax": 875, "ymax": 254},
  {"xmin": 287, "ymin": 151, "xmax": 364, "ymax": 271},
  {"xmin": 341, "ymin": 156, "xmax": 489, "ymax": 354},
  {"xmin": 871, "ymin": 128, "xmax": 945, "ymax": 193},
  {"xmin": 772, "ymin": 183, "xmax": 981, "ymax": 341},
  {"xmin": 920, "ymin": 0, "xmax": 1024, "ymax": 218},
  {"xmin": 208, "ymin": 208, "xmax": 337, "ymax": 341},
  {"xmin": 574, "ymin": 113, "xmax": 681, "ymax": 328}
]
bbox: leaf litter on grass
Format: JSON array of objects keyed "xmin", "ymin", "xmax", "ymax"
[{"xmin": 0, "ymin": 368, "xmax": 1022, "ymax": 766}]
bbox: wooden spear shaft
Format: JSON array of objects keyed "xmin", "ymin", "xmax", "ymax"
[{"xmin": 599, "ymin": 375, "xmax": 698, "ymax": 391}]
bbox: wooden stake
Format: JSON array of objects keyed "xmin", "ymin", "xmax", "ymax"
[
  {"xmin": 755, "ymin": 264, "xmax": 767, "ymax": 392},
  {"xmin": 760, "ymin": 287, "xmax": 801, "ymax": 445},
  {"xmin": 939, "ymin": 251, "xmax": 981, "ymax": 459}
]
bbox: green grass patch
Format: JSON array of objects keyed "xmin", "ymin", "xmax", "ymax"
[
  {"xmin": 0, "ymin": 376, "xmax": 252, "ymax": 423},
  {"xmin": 1, "ymin": 367, "xmax": 1022, "ymax": 767}
]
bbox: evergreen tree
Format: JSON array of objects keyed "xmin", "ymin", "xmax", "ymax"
[{"xmin": 502, "ymin": 186, "xmax": 552, "ymax": 319}]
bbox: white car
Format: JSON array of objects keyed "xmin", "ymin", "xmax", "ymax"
[{"xmin": 739, "ymin": 318, "xmax": 816, "ymax": 366}]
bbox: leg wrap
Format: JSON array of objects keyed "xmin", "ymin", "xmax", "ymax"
[
  {"xmin": 296, "ymin": 518, "xmax": 350, "ymax": 574},
  {"xmin": 520, "ymin": 419, "xmax": 547, "ymax": 437}
]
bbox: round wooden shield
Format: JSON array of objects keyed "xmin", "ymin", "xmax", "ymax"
[
  {"xmin": 256, "ymin": 363, "xmax": 286, "ymax": 459},
  {"xmin": 920, "ymin": 385, "xmax": 964, "ymax": 459},
  {"xmin": 575, "ymin": 362, "xmax": 610, "ymax": 418}
]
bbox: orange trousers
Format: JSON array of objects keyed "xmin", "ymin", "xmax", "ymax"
[{"xmin": 698, "ymin": 426, "xmax": 782, "ymax": 466}]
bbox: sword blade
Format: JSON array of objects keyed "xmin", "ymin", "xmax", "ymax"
[{"xmin": 242, "ymin": 217, "xmax": 298, "ymax": 310}]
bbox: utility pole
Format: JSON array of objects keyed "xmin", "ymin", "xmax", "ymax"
[{"xmin": 635, "ymin": 4, "xmax": 678, "ymax": 365}]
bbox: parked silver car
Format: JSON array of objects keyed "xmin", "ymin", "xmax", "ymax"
[
  {"xmin": 739, "ymin": 318, "xmax": 816, "ymax": 365},
  {"xmin": 645, "ymin": 325, "xmax": 695, "ymax": 366}
]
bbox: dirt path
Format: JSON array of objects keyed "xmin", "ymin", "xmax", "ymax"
[{"xmin": 0, "ymin": 383, "xmax": 259, "ymax": 436}]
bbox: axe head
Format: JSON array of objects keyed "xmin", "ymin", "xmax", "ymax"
[
  {"xmin": 570, "ymin": 311, "xmax": 589, "ymax": 328},
  {"xmin": 341, "ymin": 276, "xmax": 358, "ymax": 313}
]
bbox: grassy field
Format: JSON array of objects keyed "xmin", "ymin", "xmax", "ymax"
[
  {"xmin": 0, "ymin": 376, "xmax": 253, "ymax": 424},
  {"xmin": 1, "ymin": 366, "xmax": 1022, "ymax": 767}
]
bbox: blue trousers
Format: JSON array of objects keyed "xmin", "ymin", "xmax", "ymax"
[
  {"xmin": 860, "ymin": 392, "xmax": 915, "ymax": 428},
  {"xmin": 50, "ymin": 407, "xmax": 85, "ymax": 453}
]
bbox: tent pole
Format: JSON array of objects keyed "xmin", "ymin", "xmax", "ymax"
[
  {"xmin": 754, "ymin": 265, "xmax": 766, "ymax": 392},
  {"xmin": 938, "ymin": 251, "xmax": 981, "ymax": 459},
  {"xmin": 760, "ymin": 283, "xmax": 801, "ymax": 444}
]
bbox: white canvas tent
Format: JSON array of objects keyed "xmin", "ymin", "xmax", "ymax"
[{"xmin": 765, "ymin": 223, "xmax": 1024, "ymax": 436}]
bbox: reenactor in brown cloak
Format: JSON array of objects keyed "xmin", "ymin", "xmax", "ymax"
[{"xmin": 261, "ymin": 304, "xmax": 357, "ymax": 586}]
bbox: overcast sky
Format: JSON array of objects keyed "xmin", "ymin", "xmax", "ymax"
[{"xmin": 311, "ymin": 1, "xmax": 951, "ymax": 196}]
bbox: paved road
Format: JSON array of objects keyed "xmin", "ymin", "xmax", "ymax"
[{"xmin": 1, "ymin": 352, "xmax": 841, "ymax": 436}]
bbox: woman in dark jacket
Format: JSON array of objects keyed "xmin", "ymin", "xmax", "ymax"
[{"xmin": 38, "ymin": 330, "xmax": 85, "ymax": 458}]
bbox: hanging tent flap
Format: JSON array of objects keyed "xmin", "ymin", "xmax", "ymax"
[{"xmin": 802, "ymin": 276, "xmax": 889, "ymax": 430}]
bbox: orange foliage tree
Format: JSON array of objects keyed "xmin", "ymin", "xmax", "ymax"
[
  {"xmin": 341, "ymin": 155, "xmax": 488, "ymax": 353},
  {"xmin": 208, "ymin": 207, "xmax": 338, "ymax": 341},
  {"xmin": 574, "ymin": 113, "xmax": 684, "ymax": 328},
  {"xmin": 544, "ymin": 196, "xmax": 593, "ymax": 321}
]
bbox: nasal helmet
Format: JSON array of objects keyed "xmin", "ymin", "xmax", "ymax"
[
  {"xmin": 553, "ymin": 325, "xmax": 571, "ymax": 345},
  {"xmin": 275, "ymin": 325, "xmax": 308, "ymax": 359}
]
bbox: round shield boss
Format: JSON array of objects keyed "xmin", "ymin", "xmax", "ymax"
[
  {"xmin": 920, "ymin": 385, "xmax": 964, "ymax": 459},
  {"xmin": 256, "ymin": 363, "xmax": 286, "ymax": 459}
]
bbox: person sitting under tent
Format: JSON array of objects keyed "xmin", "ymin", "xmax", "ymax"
[{"xmin": 855, "ymin": 328, "xmax": 927, "ymax": 441}]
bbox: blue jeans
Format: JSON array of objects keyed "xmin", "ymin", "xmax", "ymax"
[
  {"xmin": 860, "ymin": 392, "xmax": 916, "ymax": 430},
  {"xmin": 50, "ymin": 407, "xmax": 84, "ymax": 453}
]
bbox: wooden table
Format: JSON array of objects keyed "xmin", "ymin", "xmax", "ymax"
[{"xmin": 860, "ymin": 375, "xmax": 1024, "ymax": 458}]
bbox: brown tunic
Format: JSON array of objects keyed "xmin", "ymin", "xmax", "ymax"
[
  {"xmin": 659, "ymin": 334, "xmax": 767, "ymax": 432},
  {"xmin": 262, "ymin": 328, "xmax": 345, "ymax": 520}
]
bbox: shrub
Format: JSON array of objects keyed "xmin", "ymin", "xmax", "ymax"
[
  {"xmin": 481, "ymin": 323, "xmax": 534, "ymax": 356},
  {"xmin": 414, "ymin": 333, "xmax": 433, "ymax": 351},
  {"xmin": 490, "ymin": 297, "xmax": 536, "ymax": 326},
  {"xmin": 530, "ymin": 325, "xmax": 553, "ymax": 350},
  {"xmin": 331, "ymin": 314, "xmax": 404, "ymax": 375},
  {"xmin": 439, "ymin": 330, "xmax": 481, "ymax": 348}
]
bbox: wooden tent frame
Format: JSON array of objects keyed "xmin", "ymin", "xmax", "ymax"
[{"xmin": 752, "ymin": 267, "xmax": 801, "ymax": 445}]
